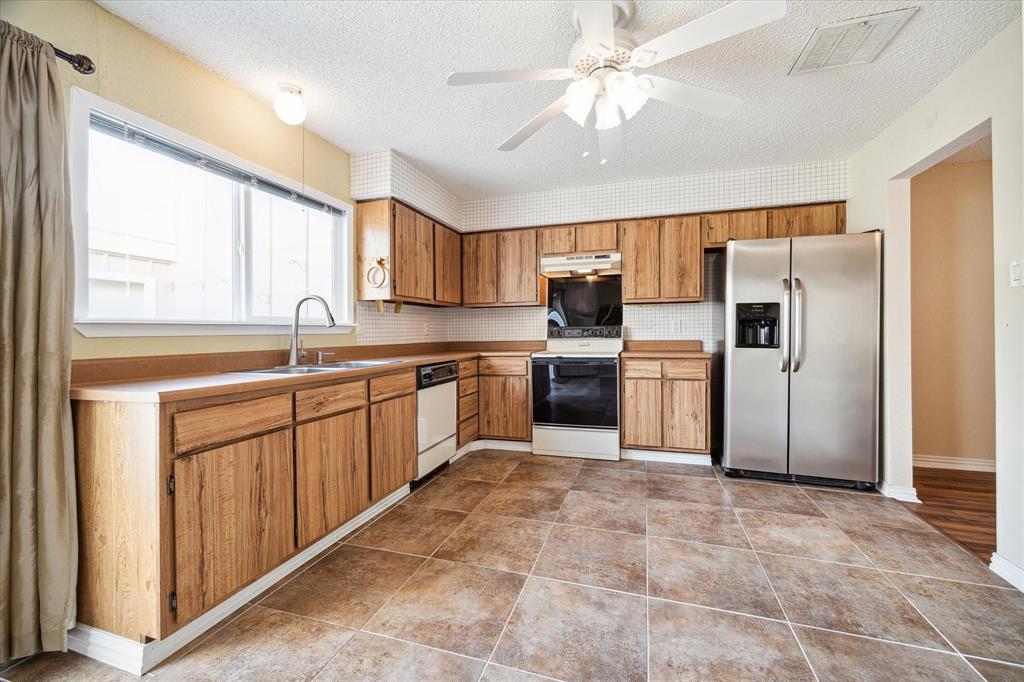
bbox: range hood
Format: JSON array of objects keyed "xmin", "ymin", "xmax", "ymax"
[{"xmin": 540, "ymin": 252, "xmax": 621, "ymax": 278}]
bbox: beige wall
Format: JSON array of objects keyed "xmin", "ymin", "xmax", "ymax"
[
  {"xmin": 0, "ymin": 0, "xmax": 357, "ymax": 358},
  {"xmin": 911, "ymin": 160, "xmax": 995, "ymax": 464}
]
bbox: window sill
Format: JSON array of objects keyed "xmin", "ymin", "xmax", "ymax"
[{"xmin": 74, "ymin": 320, "xmax": 358, "ymax": 338}]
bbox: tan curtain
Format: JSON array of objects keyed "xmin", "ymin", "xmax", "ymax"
[{"xmin": 0, "ymin": 20, "xmax": 78, "ymax": 661}]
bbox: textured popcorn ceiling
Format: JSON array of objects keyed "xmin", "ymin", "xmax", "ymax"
[{"xmin": 98, "ymin": 0, "xmax": 1019, "ymax": 198}]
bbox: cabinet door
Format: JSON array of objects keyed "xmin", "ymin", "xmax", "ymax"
[
  {"xmin": 729, "ymin": 210, "xmax": 768, "ymax": 241},
  {"xmin": 539, "ymin": 226, "xmax": 575, "ymax": 254},
  {"xmin": 434, "ymin": 223, "xmax": 462, "ymax": 304},
  {"xmin": 770, "ymin": 204, "xmax": 837, "ymax": 238},
  {"xmin": 836, "ymin": 203, "xmax": 847, "ymax": 234},
  {"xmin": 174, "ymin": 429, "xmax": 295, "ymax": 624},
  {"xmin": 392, "ymin": 203, "xmax": 434, "ymax": 301},
  {"xmin": 575, "ymin": 222, "xmax": 617, "ymax": 252},
  {"xmin": 497, "ymin": 229, "xmax": 538, "ymax": 303},
  {"xmin": 479, "ymin": 375, "xmax": 530, "ymax": 440},
  {"xmin": 295, "ymin": 408, "xmax": 370, "ymax": 547},
  {"xmin": 663, "ymin": 380, "xmax": 708, "ymax": 451},
  {"xmin": 660, "ymin": 216, "xmax": 702, "ymax": 300},
  {"xmin": 462, "ymin": 232, "xmax": 497, "ymax": 305},
  {"xmin": 620, "ymin": 220, "xmax": 660, "ymax": 301},
  {"xmin": 370, "ymin": 393, "xmax": 417, "ymax": 501},
  {"xmin": 622, "ymin": 379, "xmax": 662, "ymax": 448},
  {"xmin": 701, "ymin": 214, "xmax": 729, "ymax": 246}
]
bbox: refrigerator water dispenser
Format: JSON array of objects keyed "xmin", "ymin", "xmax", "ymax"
[{"xmin": 736, "ymin": 302, "xmax": 780, "ymax": 348}]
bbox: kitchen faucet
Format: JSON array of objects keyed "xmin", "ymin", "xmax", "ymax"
[{"xmin": 288, "ymin": 295, "xmax": 336, "ymax": 366}]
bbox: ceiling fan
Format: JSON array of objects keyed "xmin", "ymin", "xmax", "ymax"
[{"xmin": 447, "ymin": 0, "xmax": 788, "ymax": 162}]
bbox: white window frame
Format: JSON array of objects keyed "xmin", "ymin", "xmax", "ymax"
[{"xmin": 69, "ymin": 87, "xmax": 356, "ymax": 337}]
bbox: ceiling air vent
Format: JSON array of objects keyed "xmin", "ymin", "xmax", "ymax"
[{"xmin": 789, "ymin": 7, "xmax": 918, "ymax": 75}]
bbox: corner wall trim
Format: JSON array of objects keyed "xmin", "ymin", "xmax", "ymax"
[
  {"xmin": 913, "ymin": 454, "xmax": 996, "ymax": 472},
  {"xmin": 990, "ymin": 553, "xmax": 1024, "ymax": 592},
  {"xmin": 878, "ymin": 480, "xmax": 921, "ymax": 504},
  {"xmin": 67, "ymin": 485, "xmax": 411, "ymax": 675}
]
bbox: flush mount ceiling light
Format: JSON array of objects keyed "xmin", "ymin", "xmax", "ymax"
[
  {"xmin": 446, "ymin": 0, "xmax": 788, "ymax": 163},
  {"xmin": 274, "ymin": 83, "xmax": 306, "ymax": 125}
]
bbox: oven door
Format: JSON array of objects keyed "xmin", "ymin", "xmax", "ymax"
[{"xmin": 531, "ymin": 358, "xmax": 619, "ymax": 430}]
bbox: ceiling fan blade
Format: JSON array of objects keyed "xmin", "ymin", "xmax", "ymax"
[
  {"xmin": 498, "ymin": 95, "xmax": 569, "ymax": 151},
  {"xmin": 575, "ymin": 1, "xmax": 615, "ymax": 54},
  {"xmin": 642, "ymin": 75, "xmax": 742, "ymax": 118},
  {"xmin": 631, "ymin": 0, "xmax": 787, "ymax": 68},
  {"xmin": 597, "ymin": 126, "xmax": 622, "ymax": 165},
  {"xmin": 447, "ymin": 69, "xmax": 574, "ymax": 86}
]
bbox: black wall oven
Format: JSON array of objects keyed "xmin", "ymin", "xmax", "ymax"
[{"xmin": 531, "ymin": 356, "xmax": 619, "ymax": 430}]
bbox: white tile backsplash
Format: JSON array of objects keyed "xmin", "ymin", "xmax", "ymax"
[
  {"xmin": 446, "ymin": 306, "xmax": 548, "ymax": 342},
  {"xmin": 355, "ymin": 301, "xmax": 448, "ymax": 346}
]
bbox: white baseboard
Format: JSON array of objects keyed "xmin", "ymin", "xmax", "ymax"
[
  {"xmin": 990, "ymin": 553, "xmax": 1024, "ymax": 592},
  {"xmin": 67, "ymin": 485, "xmax": 410, "ymax": 675},
  {"xmin": 622, "ymin": 449, "xmax": 713, "ymax": 466},
  {"xmin": 878, "ymin": 480, "xmax": 921, "ymax": 504},
  {"xmin": 913, "ymin": 454, "xmax": 996, "ymax": 472},
  {"xmin": 454, "ymin": 439, "xmax": 532, "ymax": 459}
]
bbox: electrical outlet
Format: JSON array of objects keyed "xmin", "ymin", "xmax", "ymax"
[{"xmin": 1010, "ymin": 260, "xmax": 1023, "ymax": 288}]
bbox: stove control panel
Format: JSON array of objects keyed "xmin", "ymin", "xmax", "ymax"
[{"xmin": 548, "ymin": 326, "xmax": 622, "ymax": 339}]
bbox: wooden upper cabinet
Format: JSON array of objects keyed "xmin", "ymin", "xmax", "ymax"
[
  {"xmin": 392, "ymin": 203, "xmax": 434, "ymax": 301},
  {"xmin": 575, "ymin": 222, "xmax": 617, "ymax": 252},
  {"xmin": 496, "ymin": 229, "xmax": 538, "ymax": 304},
  {"xmin": 370, "ymin": 393, "xmax": 417, "ymax": 501},
  {"xmin": 539, "ymin": 226, "xmax": 575, "ymax": 255},
  {"xmin": 702, "ymin": 210, "xmax": 767, "ymax": 246},
  {"xmin": 462, "ymin": 232, "xmax": 497, "ymax": 305},
  {"xmin": 701, "ymin": 213, "xmax": 729, "ymax": 246},
  {"xmin": 620, "ymin": 219, "xmax": 661, "ymax": 301},
  {"xmin": 434, "ymin": 223, "xmax": 462, "ymax": 304},
  {"xmin": 660, "ymin": 216, "xmax": 702, "ymax": 300},
  {"xmin": 770, "ymin": 204, "xmax": 838, "ymax": 238}
]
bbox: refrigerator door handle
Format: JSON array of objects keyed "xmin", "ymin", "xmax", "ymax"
[
  {"xmin": 780, "ymin": 278, "xmax": 791, "ymax": 372},
  {"xmin": 792, "ymin": 277, "xmax": 804, "ymax": 372}
]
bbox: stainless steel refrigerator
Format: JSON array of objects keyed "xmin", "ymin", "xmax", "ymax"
[{"xmin": 723, "ymin": 232, "xmax": 881, "ymax": 487}]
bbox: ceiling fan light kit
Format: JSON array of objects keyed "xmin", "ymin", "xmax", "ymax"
[{"xmin": 447, "ymin": 0, "xmax": 789, "ymax": 156}]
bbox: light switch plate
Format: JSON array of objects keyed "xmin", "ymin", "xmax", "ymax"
[{"xmin": 1011, "ymin": 260, "xmax": 1023, "ymax": 288}]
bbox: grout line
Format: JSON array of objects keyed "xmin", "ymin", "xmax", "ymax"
[
  {"xmin": 644, "ymin": 485, "xmax": 651, "ymax": 682},
  {"xmin": 147, "ymin": 602, "xmax": 260, "ymax": 677}
]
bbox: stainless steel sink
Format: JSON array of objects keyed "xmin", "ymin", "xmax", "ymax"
[
  {"xmin": 319, "ymin": 359, "xmax": 398, "ymax": 369},
  {"xmin": 241, "ymin": 365, "xmax": 343, "ymax": 375}
]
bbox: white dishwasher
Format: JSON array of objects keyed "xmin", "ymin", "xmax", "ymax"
[{"xmin": 415, "ymin": 361, "xmax": 459, "ymax": 480}]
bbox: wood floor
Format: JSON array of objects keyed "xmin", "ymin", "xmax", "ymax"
[{"xmin": 909, "ymin": 467, "xmax": 996, "ymax": 563}]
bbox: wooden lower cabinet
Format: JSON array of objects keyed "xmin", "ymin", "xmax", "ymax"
[
  {"xmin": 621, "ymin": 356, "xmax": 711, "ymax": 453},
  {"xmin": 295, "ymin": 408, "xmax": 370, "ymax": 547},
  {"xmin": 173, "ymin": 429, "xmax": 296, "ymax": 624},
  {"xmin": 479, "ymin": 375, "xmax": 530, "ymax": 440},
  {"xmin": 370, "ymin": 393, "xmax": 417, "ymax": 500},
  {"xmin": 622, "ymin": 379, "xmax": 662, "ymax": 448},
  {"xmin": 663, "ymin": 380, "xmax": 707, "ymax": 450}
]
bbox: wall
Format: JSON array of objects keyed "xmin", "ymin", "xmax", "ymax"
[
  {"xmin": 911, "ymin": 161, "xmax": 995, "ymax": 468},
  {"xmin": 847, "ymin": 18, "xmax": 1022, "ymax": 575},
  {"xmin": 0, "ymin": 0, "xmax": 357, "ymax": 359}
]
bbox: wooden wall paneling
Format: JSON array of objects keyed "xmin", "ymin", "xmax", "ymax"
[
  {"xmin": 392, "ymin": 203, "xmax": 435, "ymax": 301},
  {"xmin": 496, "ymin": 229, "xmax": 538, "ymax": 303},
  {"xmin": 663, "ymin": 380, "xmax": 708, "ymax": 451},
  {"xmin": 622, "ymin": 379, "xmax": 662, "ymax": 448},
  {"xmin": 173, "ymin": 394, "xmax": 292, "ymax": 454},
  {"xmin": 730, "ymin": 210, "xmax": 768, "ymax": 241},
  {"xmin": 620, "ymin": 220, "xmax": 660, "ymax": 301},
  {"xmin": 355, "ymin": 199, "xmax": 393, "ymax": 301},
  {"xmin": 462, "ymin": 232, "xmax": 497, "ymax": 305},
  {"xmin": 575, "ymin": 222, "xmax": 617, "ymax": 252},
  {"xmin": 660, "ymin": 216, "xmax": 702, "ymax": 300},
  {"xmin": 701, "ymin": 213, "xmax": 729, "ymax": 246},
  {"xmin": 478, "ymin": 375, "xmax": 530, "ymax": 440},
  {"xmin": 539, "ymin": 226, "xmax": 575, "ymax": 254},
  {"xmin": 370, "ymin": 393, "xmax": 417, "ymax": 500},
  {"xmin": 434, "ymin": 223, "xmax": 462, "ymax": 304}
]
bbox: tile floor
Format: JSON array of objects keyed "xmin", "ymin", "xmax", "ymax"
[{"xmin": 3, "ymin": 449, "xmax": 1023, "ymax": 681}]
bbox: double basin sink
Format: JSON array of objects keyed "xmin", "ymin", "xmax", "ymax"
[{"xmin": 238, "ymin": 359, "xmax": 399, "ymax": 376}]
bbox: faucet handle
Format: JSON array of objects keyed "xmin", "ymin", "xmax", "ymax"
[{"xmin": 314, "ymin": 351, "xmax": 335, "ymax": 365}]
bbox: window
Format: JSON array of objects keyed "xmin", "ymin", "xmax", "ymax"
[{"xmin": 70, "ymin": 89, "xmax": 353, "ymax": 335}]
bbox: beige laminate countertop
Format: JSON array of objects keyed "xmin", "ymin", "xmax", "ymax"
[{"xmin": 69, "ymin": 350, "xmax": 531, "ymax": 404}]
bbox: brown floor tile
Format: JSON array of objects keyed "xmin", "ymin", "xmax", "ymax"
[
  {"xmin": 843, "ymin": 525, "xmax": 1008, "ymax": 587},
  {"xmin": 804, "ymin": 489, "xmax": 934, "ymax": 531},
  {"xmin": 313, "ymin": 631, "xmax": 484, "ymax": 681},
  {"xmin": 404, "ymin": 476, "xmax": 497, "ymax": 512},
  {"xmin": 494, "ymin": 577, "xmax": 647, "ymax": 682},
  {"xmin": 647, "ymin": 499, "xmax": 751, "ymax": 549},
  {"xmin": 445, "ymin": 456, "xmax": 520, "ymax": 482},
  {"xmin": 259, "ymin": 545, "xmax": 424, "ymax": 628},
  {"xmin": 648, "ymin": 599, "xmax": 813, "ymax": 681},
  {"xmin": 153, "ymin": 605, "xmax": 354, "ymax": 680},
  {"xmin": 480, "ymin": 663, "xmax": 552, "ymax": 681},
  {"xmin": 365, "ymin": 558, "xmax": 525, "ymax": 659},
  {"xmin": 582, "ymin": 458, "xmax": 647, "ymax": 472},
  {"xmin": 556, "ymin": 489, "xmax": 646, "ymax": 534},
  {"xmin": 348, "ymin": 505, "xmax": 467, "ymax": 556},
  {"xmin": 2, "ymin": 651, "xmax": 136, "ymax": 681},
  {"xmin": 736, "ymin": 508, "xmax": 871, "ymax": 565},
  {"xmin": 571, "ymin": 467, "xmax": 647, "ymax": 498},
  {"xmin": 475, "ymin": 482, "xmax": 569, "ymax": 522},
  {"xmin": 533, "ymin": 525, "xmax": 646, "ymax": 594},
  {"xmin": 470, "ymin": 449, "xmax": 530, "ymax": 461},
  {"xmin": 502, "ymin": 462, "xmax": 580, "ymax": 489},
  {"xmin": 722, "ymin": 480, "xmax": 824, "ymax": 517},
  {"xmin": 795, "ymin": 626, "xmax": 982, "ymax": 681},
  {"xmin": 646, "ymin": 473, "xmax": 729, "ymax": 506},
  {"xmin": 435, "ymin": 513, "xmax": 551, "ymax": 573},
  {"xmin": 759, "ymin": 553, "xmax": 948, "ymax": 649},
  {"xmin": 889, "ymin": 573, "xmax": 1024, "ymax": 664},
  {"xmin": 647, "ymin": 461, "xmax": 715, "ymax": 478},
  {"xmin": 648, "ymin": 537, "xmax": 783, "ymax": 618},
  {"xmin": 967, "ymin": 658, "xmax": 1024, "ymax": 681},
  {"xmin": 520, "ymin": 453, "xmax": 584, "ymax": 467}
]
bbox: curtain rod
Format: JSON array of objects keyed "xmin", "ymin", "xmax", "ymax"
[{"xmin": 52, "ymin": 44, "xmax": 95, "ymax": 75}]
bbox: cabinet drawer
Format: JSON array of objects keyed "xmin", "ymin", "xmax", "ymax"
[
  {"xmin": 458, "ymin": 359, "xmax": 479, "ymax": 377},
  {"xmin": 295, "ymin": 380, "xmax": 367, "ymax": 421},
  {"xmin": 369, "ymin": 371, "xmax": 416, "ymax": 401},
  {"xmin": 623, "ymin": 360, "xmax": 662, "ymax": 379},
  {"xmin": 459, "ymin": 393, "xmax": 479, "ymax": 420},
  {"xmin": 662, "ymin": 360, "xmax": 708, "ymax": 380},
  {"xmin": 459, "ymin": 375, "xmax": 478, "ymax": 397},
  {"xmin": 459, "ymin": 415, "xmax": 479, "ymax": 446},
  {"xmin": 174, "ymin": 394, "xmax": 292, "ymax": 454},
  {"xmin": 479, "ymin": 357, "xmax": 528, "ymax": 375}
]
